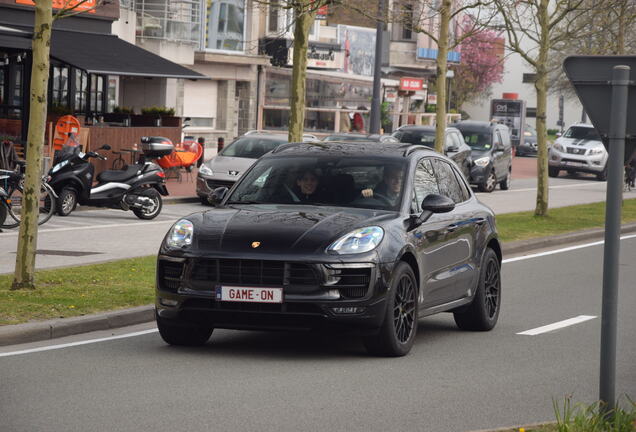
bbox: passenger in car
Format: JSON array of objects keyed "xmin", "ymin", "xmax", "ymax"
[
  {"xmin": 293, "ymin": 169, "xmax": 324, "ymax": 202},
  {"xmin": 361, "ymin": 166, "xmax": 403, "ymax": 206}
]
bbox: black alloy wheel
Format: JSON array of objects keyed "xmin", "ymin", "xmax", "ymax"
[
  {"xmin": 453, "ymin": 248, "xmax": 501, "ymax": 331},
  {"xmin": 364, "ymin": 262, "xmax": 418, "ymax": 357}
]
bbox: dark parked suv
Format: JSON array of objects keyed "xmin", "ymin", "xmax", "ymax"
[
  {"xmin": 156, "ymin": 142, "xmax": 502, "ymax": 356},
  {"xmin": 452, "ymin": 121, "xmax": 513, "ymax": 192}
]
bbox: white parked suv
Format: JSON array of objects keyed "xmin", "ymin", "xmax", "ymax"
[{"xmin": 548, "ymin": 123, "xmax": 608, "ymax": 180}]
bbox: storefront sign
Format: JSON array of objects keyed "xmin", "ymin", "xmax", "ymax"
[
  {"xmin": 15, "ymin": 0, "xmax": 97, "ymax": 13},
  {"xmin": 384, "ymin": 87, "xmax": 398, "ymax": 103},
  {"xmin": 288, "ymin": 46, "xmax": 344, "ymax": 70},
  {"xmin": 427, "ymin": 94, "xmax": 437, "ymax": 105},
  {"xmin": 490, "ymin": 98, "xmax": 526, "ymax": 141},
  {"xmin": 399, "ymin": 78, "xmax": 424, "ymax": 91},
  {"xmin": 316, "ymin": 4, "xmax": 328, "ymax": 20}
]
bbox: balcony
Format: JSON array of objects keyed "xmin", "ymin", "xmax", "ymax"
[{"xmin": 135, "ymin": 0, "xmax": 201, "ymax": 44}]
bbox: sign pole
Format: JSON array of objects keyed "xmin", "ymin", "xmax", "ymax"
[
  {"xmin": 599, "ymin": 65, "xmax": 630, "ymax": 412},
  {"xmin": 369, "ymin": 0, "xmax": 385, "ymax": 134}
]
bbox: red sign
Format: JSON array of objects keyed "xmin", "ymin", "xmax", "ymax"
[
  {"xmin": 399, "ymin": 78, "xmax": 424, "ymax": 91},
  {"xmin": 16, "ymin": 0, "xmax": 97, "ymax": 13}
]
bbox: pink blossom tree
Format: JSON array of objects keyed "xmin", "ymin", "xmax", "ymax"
[{"xmin": 452, "ymin": 24, "xmax": 505, "ymax": 110}]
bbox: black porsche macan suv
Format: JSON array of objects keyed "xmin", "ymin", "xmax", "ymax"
[{"xmin": 156, "ymin": 142, "xmax": 502, "ymax": 356}]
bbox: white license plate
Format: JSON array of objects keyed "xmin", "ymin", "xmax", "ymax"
[
  {"xmin": 216, "ymin": 286, "xmax": 283, "ymax": 303},
  {"xmin": 565, "ymin": 161, "xmax": 583, "ymax": 166}
]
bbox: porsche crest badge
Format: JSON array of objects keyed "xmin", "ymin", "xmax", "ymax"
[{"xmin": 251, "ymin": 241, "xmax": 261, "ymax": 248}]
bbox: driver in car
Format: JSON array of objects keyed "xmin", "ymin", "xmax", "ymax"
[{"xmin": 361, "ymin": 166, "xmax": 403, "ymax": 207}]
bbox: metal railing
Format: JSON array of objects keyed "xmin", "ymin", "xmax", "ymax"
[{"xmin": 135, "ymin": 0, "xmax": 202, "ymax": 44}]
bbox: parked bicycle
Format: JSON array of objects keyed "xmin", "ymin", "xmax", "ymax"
[
  {"xmin": 0, "ymin": 161, "xmax": 57, "ymax": 229},
  {"xmin": 626, "ymin": 165, "xmax": 635, "ymax": 192}
]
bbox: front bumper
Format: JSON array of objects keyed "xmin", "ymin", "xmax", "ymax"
[
  {"xmin": 469, "ymin": 164, "xmax": 491, "ymax": 184},
  {"xmin": 517, "ymin": 141, "xmax": 537, "ymax": 155},
  {"xmin": 155, "ymin": 254, "xmax": 393, "ymax": 332},
  {"xmin": 548, "ymin": 148, "xmax": 607, "ymax": 173}
]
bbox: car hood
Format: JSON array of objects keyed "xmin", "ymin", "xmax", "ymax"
[
  {"xmin": 470, "ymin": 149, "xmax": 492, "ymax": 159},
  {"xmin": 190, "ymin": 204, "xmax": 395, "ymax": 255},
  {"xmin": 205, "ymin": 155, "xmax": 256, "ymax": 179},
  {"xmin": 556, "ymin": 137, "xmax": 604, "ymax": 149}
]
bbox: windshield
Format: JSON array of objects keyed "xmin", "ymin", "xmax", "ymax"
[
  {"xmin": 397, "ymin": 130, "xmax": 436, "ymax": 148},
  {"xmin": 564, "ymin": 126, "xmax": 601, "ymax": 140},
  {"xmin": 226, "ymin": 156, "xmax": 407, "ymax": 211},
  {"xmin": 459, "ymin": 130, "xmax": 492, "ymax": 151},
  {"xmin": 220, "ymin": 137, "xmax": 287, "ymax": 159},
  {"xmin": 53, "ymin": 145, "xmax": 81, "ymax": 165}
]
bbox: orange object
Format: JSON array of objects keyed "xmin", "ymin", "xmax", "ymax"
[
  {"xmin": 156, "ymin": 141, "xmax": 203, "ymax": 169},
  {"xmin": 53, "ymin": 115, "xmax": 82, "ymax": 151}
]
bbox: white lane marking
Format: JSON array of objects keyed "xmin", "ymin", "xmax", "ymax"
[
  {"xmin": 517, "ymin": 315, "xmax": 597, "ymax": 336},
  {"xmin": 0, "ymin": 219, "xmax": 174, "ymax": 237},
  {"xmin": 0, "ymin": 329, "xmax": 158, "ymax": 358},
  {"xmin": 511, "ymin": 182, "xmax": 606, "ymax": 193},
  {"xmin": 502, "ymin": 233, "xmax": 636, "ymax": 264}
]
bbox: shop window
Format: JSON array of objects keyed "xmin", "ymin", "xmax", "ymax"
[
  {"xmin": 51, "ymin": 65, "xmax": 69, "ymax": 108},
  {"xmin": 107, "ymin": 76, "xmax": 118, "ymax": 113},
  {"xmin": 263, "ymin": 108, "xmax": 335, "ymax": 133},
  {"xmin": 74, "ymin": 69, "xmax": 88, "ymax": 113},
  {"xmin": 89, "ymin": 75, "xmax": 105, "ymax": 114},
  {"xmin": 205, "ymin": 0, "xmax": 246, "ymax": 52}
]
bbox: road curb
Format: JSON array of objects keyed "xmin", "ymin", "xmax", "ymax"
[
  {"xmin": 467, "ymin": 421, "xmax": 555, "ymax": 432},
  {"xmin": 3, "ymin": 223, "xmax": 636, "ymax": 347}
]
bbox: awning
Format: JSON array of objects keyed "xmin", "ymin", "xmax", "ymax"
[
  {"xmin": 0, "ymin": 25, "xmax": 207, "ymax": 80},
  {"xmin": 50, "ymin": 29, "xmax": 208, "ymax": 79}
]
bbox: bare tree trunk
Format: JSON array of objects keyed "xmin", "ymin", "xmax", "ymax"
[
  {"xmin": 288, "ymin": 3, "xmax": 315, "ymax": 143},
  {"xmin": 616, "ymin": 0, "xmax": 626, "ymax": 54},
  {"xmin": 434, "ymin": 0, "xmax": 452, "ymax": 154},
  {"xmin": 12, "ymin": 0, "xmax": 52, "ymax": 290},
  {"xmin": 534, "ymin": 0, "xmax": 549, "ymax": 217}
]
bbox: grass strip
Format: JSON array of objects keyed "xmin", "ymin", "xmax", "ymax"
[
  {"xmin": 1, "ymin": 199, "xmax": 636, "ymax": 325},
  {"xmin": 497, "ymin": 198, "xmax": 636, "ymax": 243}
]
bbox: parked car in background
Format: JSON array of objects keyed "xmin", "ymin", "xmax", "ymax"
[
  {"xmin": 196, "ymin": 133, "xmax": 288, "ymax": 204},
  {"xmin": 452, "ymin": 121, "xmax": 513, "ymax": 192},
  {"xmin": 548, "ymin": 123, "xmax": 607, "ymax": 180},
  {"xmin": 156, "ymin": 141, "xmax": 502, "ymax": 356},
  {"xmin": 391, "ymin": 125, "xmax": 472, "ymax": 180},
  {"xmin": 516, "ymin": 124, "xmax": 538, "ymax": 157},
  {"xmin": 323, "ymin": 133, "xmax": 400, "ymax": 144}
]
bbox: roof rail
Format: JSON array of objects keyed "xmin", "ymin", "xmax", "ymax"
[
  {"xmin": 403, "ymin": 145, "xmax": 425, "ymax": 156},
  {"xmin": 271, "ymin": 142, "xmax": 302, "ymax": 153}
]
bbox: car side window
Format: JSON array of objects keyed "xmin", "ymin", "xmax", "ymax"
[
  {"xmin": 495, "ymin": 131, "xmax": 504, "ymax": 150},
  {"xmin": 431, "ymin": 159, "xmax": 466, "ymax": 204},
  {"xmin": 413, "ymin": 159, "xmax": 439, "ymax": 212}
]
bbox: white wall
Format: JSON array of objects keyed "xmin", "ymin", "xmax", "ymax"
[
  {"xmin": 183, "ymin": 79, "xmax": 218, "ymax": 119},
  {"xmin": 111, "ymin": 8, "xmax": 137, "ymax": 44},
  {"xmin": 119, "ymin": 76, "xmax": 168, "ymax": 112},
  {"xmin": 136, "ymin": 39, "xmax": 196, "ymax": 65},
  {"xmin": 463, "ymin": 47, "xmax": 584, "ymax": 131}
]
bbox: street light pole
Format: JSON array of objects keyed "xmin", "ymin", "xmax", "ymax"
[{"xmin": 369, "ymin": 0, "xmax": 385, "ymax": 134}]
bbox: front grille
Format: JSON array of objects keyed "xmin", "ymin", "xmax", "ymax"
[
  {"xmin": 561, "ymin": 158, "xmax": 587, "ymax": 164},
  {"xmin": 158, "ymin": 260, "xmax": 185, "ymax": 293},
  {"xmin": 566, "ymin": 147, "xmax": 587, "ymax": 155},
  {"xmin": 189, "ymin": 259, "xmax": 318, "ymax": 287},
  {"xmin": 333, "ymin": 268, "xmax": 372, "ymax": 299},
  {"xmin": 206, "ymin": 179, "xmax": 235, "ymax": 190}
]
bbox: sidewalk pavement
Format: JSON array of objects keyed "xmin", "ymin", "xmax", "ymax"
[{"xmin": 2, "ymin": 222, "xmax": 636, "ymax": 347}]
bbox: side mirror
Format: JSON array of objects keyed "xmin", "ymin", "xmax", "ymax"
[
  {"xmin": 412, "ymin": 194, "xmax": 455, "ymax": 227},
  {"xmin": 556, "ymin": 132, "xmax": 562, "ymax": 137},
  {"xmin": 446, "ymin": 145, "xmax": 459, "ymax": 153},
  {"xmin": 208, "ymin": 187, "xmax": 228, "ymax": 206},
  {"xmin": 100, "ymin": 144, "xmax": 112, "ymax": 151}
]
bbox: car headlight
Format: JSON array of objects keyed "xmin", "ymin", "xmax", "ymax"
[
  {"xmin": 166, "ymin": 219, "xmax": 194, "ymax": 248},
  {"xmin": 588, "ymin": 147, "xmax": 604, "ymax": 156},
  {"xmin": 552, "ymin": 143, "xmax": 564, "ymax": 152},
  {"xmin": 198, "ymin": 164, "xmax": 213, "ymax": 176},
  {"xmin": 50, "ymin": 160, "xmax": 69, "ymax": 173},
  {"xmin": 328, "ymin": 226, "xmax": 384, "ymax": 254},
  {"xmin": 473, "ymin": 157, "xmax": 490, "ymax": 167}
]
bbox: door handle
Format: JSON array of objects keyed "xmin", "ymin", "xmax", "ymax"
[
  {"xmin": 473, "ymin": 217, "xmax": 486, "ymax": 226},
  {"xmin": 445, "ymin": 223, "xmax": 458, "ymax": 233}
]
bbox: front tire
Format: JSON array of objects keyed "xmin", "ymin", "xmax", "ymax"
[
  {"xmin": 548, "ymin": 167, "xmax": 560, "ymax": 178},
  {"xmin": 363, "ymin": 262, "xmax": 418, "ymax": 357},
  {"xmin": 597, "ymin": 166, "xmax": 608, "ymax": 181},
  {"xmin": 454, "ymin": 248, "xmax": 501, "ymax": 331},
  {"xmin": 478, "ymin": 171, "xmax": 497, "ymax": 193},
  {"xmin": 156, "ymin": 314, "xmax": 213, "ymax": 346},
  {"xmin": 499, "ymin": 170, "xmax": 511, "ymax": 190},
  {"xmin": 57, "ymin": 187, "xmax": 78, "ymax": 216},
  {"xmin": 132, "ymin": 188, "xmax": 162, "ymax": 220}
]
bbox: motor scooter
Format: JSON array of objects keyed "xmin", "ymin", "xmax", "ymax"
[{"xmin": 48, "ymin": 138, "xmax": 173, "ymax": 219}]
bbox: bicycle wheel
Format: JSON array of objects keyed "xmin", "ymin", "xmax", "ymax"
[{"xmin": 5, "ymin": 182, "xmax": 56, "ymax": 227}]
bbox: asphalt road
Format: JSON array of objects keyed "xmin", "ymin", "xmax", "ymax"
[
  {"xmin": 1, "ymin": 236, "xmax": 635, "ymax": 432},
  {"xmin": 1, "ymin": 174, "xmax": 632, "ymax": 274}
]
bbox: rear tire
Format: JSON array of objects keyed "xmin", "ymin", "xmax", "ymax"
[
  {"xmin": 57, "ymin": 187, "xmax": 78, "ymax": 216},
  {"xmin": 453, "ymin": 248, "xmax": 501, "ymax": 331},
  {"xmin": 363, "ymin": 262, "xmax": 418, "ymax": 357},
  {"xmin": 548, "ymin": 167, "xmax": 560, "ymax": 178},
  {"xmin": 499, "ymin": 170, "xmax": 511, "ymax": 190},
  {"xmin": 156, "ymin": 314, "xmax": 213, "ymax": 346},
  {"xmin": 132, "ymin": 188, "xmax": 162, "ymax": 220}
]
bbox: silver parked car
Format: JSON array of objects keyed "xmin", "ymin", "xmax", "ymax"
[{"xmin": 548, "ymin": 123, "xmax": 608, "ymax": 180}]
